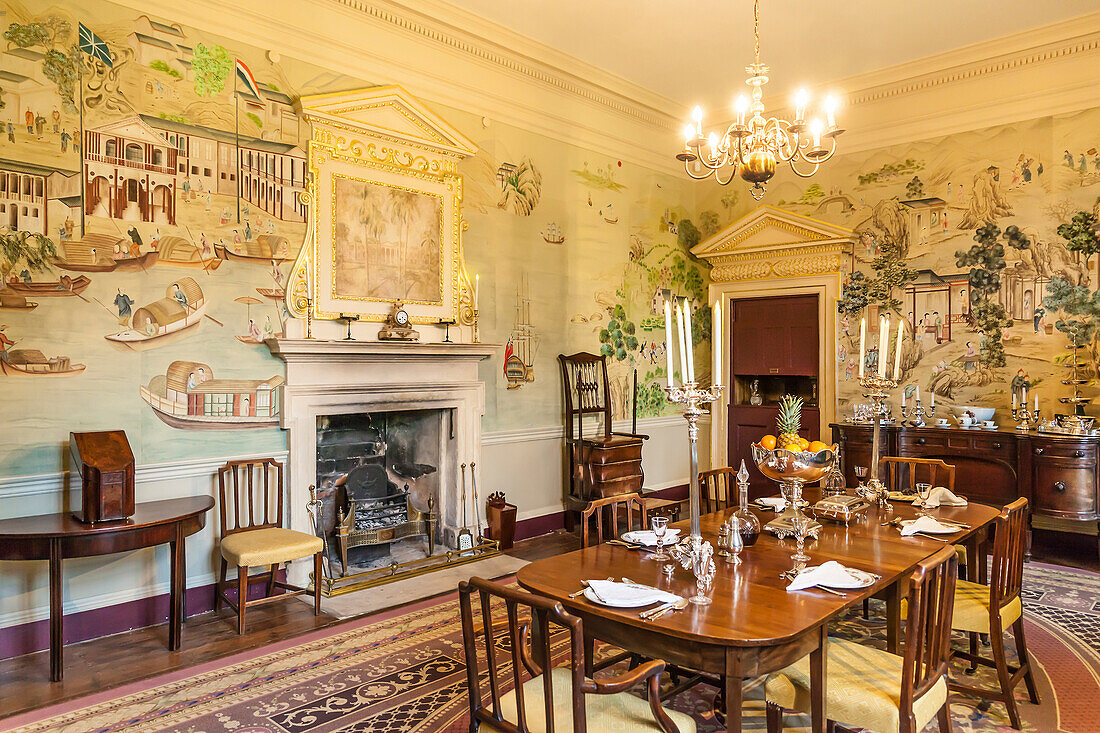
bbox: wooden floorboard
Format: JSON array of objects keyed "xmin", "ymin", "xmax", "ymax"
[{"xmin": 1, "ymin": 524, "xmax": 1091, "ymax": 721}]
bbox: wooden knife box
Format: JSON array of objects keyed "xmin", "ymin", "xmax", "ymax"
[{"xmin": 69, "ymin": 430, "xmax": 135, "ymax": 523}]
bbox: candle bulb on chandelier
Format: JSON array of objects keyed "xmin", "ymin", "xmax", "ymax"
[
  {"xmin": 707, "ymin": 132, "xmax": 719, "ymax": 160},
  {"xmin": 824, "ymin": 96, "xmax": 839, "ymax": 130},
  {"xmin": 735, "ymin": 95, "xmax": 749, "ymax": 128},
  {"xmin": 692, "ymin": 105, "xmax": 703, "ymax": 137},
  {"xmin": 794, "ymin": 89, "xmax": 808, "ymax": 124},
  {"xmin": 682, "ymin": 125, "xmax": 694, "ymax": 151},
  {"xmin": 809, "ymin": 118, "xmax": 825, "ymax": 151},
  {"xmin": 664, "ymin": 298, "xmax": 676, "ymax": 388}
]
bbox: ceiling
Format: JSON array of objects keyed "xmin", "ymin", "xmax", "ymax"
[{"xmin": 442, "ymin": 0, "xmax": 1098, "ymax": 117}]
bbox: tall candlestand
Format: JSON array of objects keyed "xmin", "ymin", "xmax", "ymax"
[
  {"xmin": 1011, "ymin": 405, "xmax": 1040, "ymax": 432},
  {"xmin": 858, "ymin": 372, "xmax": 898, "ymax": 509},
  {"xmin": 471, "ymin": 309, "xmax": 480, "ymax": 344},
  {"xmin": 665, "ymin": 381, "xmax": 725, "ymax": 540},
  {"xmin": 901, "ymin": 399, "xmax": 934, "ymax": 427}
]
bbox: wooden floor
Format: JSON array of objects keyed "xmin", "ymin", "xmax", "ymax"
[{"xmin": 0, "ymin": 525, "xmax": 1096, "ymax": 721}]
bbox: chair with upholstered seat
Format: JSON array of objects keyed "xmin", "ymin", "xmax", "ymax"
[
  {"xmin": 215, "ymin": 458, "xmax": 324, "ymax": 633},
  {"xmin": 459, "ymin": 576, "xmax": 694, "ymax": 733},
  {"xmin": 948, "ymin": 497, "xmax": 1038, "ymax": 729},
  {"xmin": 765, "ymin": 545, "xmax": 958, "ymax": 733}
]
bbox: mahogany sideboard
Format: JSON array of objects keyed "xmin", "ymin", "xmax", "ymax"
[
  {"xmin": 0, "ymin": 496, "xmax": 214, "ymax": 681},
  {"xmin": 831, "ymin": 422, "xmax": 1100, "ymax": 557}
]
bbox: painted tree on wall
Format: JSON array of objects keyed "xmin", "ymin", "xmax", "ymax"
[
  {"xmin": 4, "ymin": 17, "xmax": 80, "ymax": 112},
  {"xmin": 0, "ymin": 231, "xmax": 56, "ymax": 282},
  {"xmin": 956, "ymin": 223, "xmax": 1030, "ymax": 370},
  {"xmin": 192, "ymin": 43, "xmax": 233, "ymax": 97},
  {"xmin": 1044, "ymin": 211, "xmax": 1100, "ymax": 376}
]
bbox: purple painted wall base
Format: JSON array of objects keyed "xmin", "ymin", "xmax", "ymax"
[{"xmin": 0, "ymin": 484, "xmax": 688, "ymax": 661}]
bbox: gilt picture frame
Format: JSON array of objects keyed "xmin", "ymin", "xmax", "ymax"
[{"xmin": 287, "ymin": 86, "xmax": 477, "ymax": 324}]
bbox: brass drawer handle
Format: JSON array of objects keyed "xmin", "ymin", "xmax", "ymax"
[
  {"xmin": 1034, "ymin": 448, "xmax": 1044, "ymax": 455},
  {"xmin": 1075, "ymin": 450, "xmax": 1085, "ymax": 458},
  {"xmin": 992, "ymin": 442, "xmax": 1002, "ymax": 449},
  {"xmin": 916, "ymin": 438, "xmax": 926, "ymax": 445},
  {"xmin": 1054, "ymin": 481, "xmax": 1066, "ymax": 493}
]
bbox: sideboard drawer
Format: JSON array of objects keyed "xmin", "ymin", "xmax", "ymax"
[
  {"xmin": 1033, "ymin": 459, "xmax": 1098, "ymax": 520},
  {"xmin": 1031, "ymin": 441, "xmax": 1097, "ymax": 461}
]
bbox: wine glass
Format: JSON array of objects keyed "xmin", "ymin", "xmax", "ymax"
[
  {"xmin": 790, "ymin": 514, "xmax": 812, "ymax": 563},
  {"xmin": 916, "ymin": 483, "xmax": 933, "ymax": 515},
  {"xmin": 651, "ymin": 516, "xmax": 670, "ymax": 561}
]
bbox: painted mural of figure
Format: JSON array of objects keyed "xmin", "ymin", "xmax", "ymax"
[
  {"xmin": 113, "ymin": 289, "xmax": 134, "ymax": 326},
  {"xmin": 171, "ymin": 283, "xmax": 189, "ymax": 308},
  {"xmin": 64, "ymin": 217, "xmax": 74, "ymax": 238},
  {"xmin": 181, "ymin": 178, "xmax": 191, "ymax": 199},
  {"xmin": 6, "ymin": 122, "xmax": 14, "ymax": 143},
  {"xmin": 964, "ymin": 341, "xmax": 977, "ymax": 371},
  {"xmin": 220, "ymin": 208, "xmax": 230, "ymax": 225},
  {"xmin": 127, "ymin": 226, "xmax": 143, "ymax": 250},
  {"xmin": 150, "ymin": 227, "xmax": 161, "ymax": 248},
  {"xmin": 1021, "ymin": 158, "xmax": 1033, "ymax": 183},
  {"xmin": 1033, "ymin": 305, "xmax": 1046, "ymax": 333},
  {"xmin": 24, "ymin": 109, "xmax": 32, "ymax": 134},
  {"xmin": 838, "ymin": 343, "xmax": 848, "ymax": 363},
  {"xmin": 933, "ymin": 311, "xmax": 943, "ymax": 344},
  {"xmin": 196, "ymin": 367, "xmax": 207, "ymax": 384},
  {"xmin": 34, "ymin": 114, "xmax": 45, "ymax": 138},
  {"xmin": 60, "ymin": 130, "xmax": 71, "ymax": 152},
  {"xmin": 845, "ymin": 358, "xmax": 855, "ymax": 381},
  {"xmin": 245, "ymin": 220, "xmax": 252, "ymax": 241},
  {"xmin": 50, "ymin": 108, "xmax": 60, "ymax": 133},
  {"xmin": 1064, "ymin": 150, "xmax": 1075, "ymax": 167},
  {"xmin": 1080, "ymin": 154, "xmax": 1088, "ymax": 173},
  {"xmin": 1010, "ymin": 369, "xmax": 1030, "ymax": 403},
  {"xmin": 187, "ymin": 371, "xmax": 197, "ymax": 389},
  {"xmin": 0, "ymin": 325, "xmax": 15, "ymax": 363},
  {"xmin": 866, "ymin": 345, "xmax": 878, "ymax": 374},
  {"xmin": 19, "ymin": 269, "xmax": 31, "ymax": 282},
  {"xmin": 233, "ymin": 229, "xmax": 242, "ymax": 244},
  {"xmin": 248, "ymin": 318, "xmax": 261, "ymax": 341},
  {"xmin": 262, "ymin": 315, "xmax": 275, "ymax": 340}
]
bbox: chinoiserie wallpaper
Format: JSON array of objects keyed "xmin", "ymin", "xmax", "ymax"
[
  {"xmin": 725, "ymin": 109, "xmax": 1100, "ymax": 420},
  {"xmin": 0, "ymin": 0, "xmax": 710, "ymax": 476}
]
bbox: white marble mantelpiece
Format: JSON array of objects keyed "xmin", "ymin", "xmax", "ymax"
[{"xmin": 267, "ymin": 338, "xmax": 498, "ymax": 582}]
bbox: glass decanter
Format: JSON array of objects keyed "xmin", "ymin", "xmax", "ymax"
[
  {"xmin": 821, "ymin": 444, "xmax": 845, "ymax": 497},
  {"xmin": 729, "ymin": 460, "xmax": 762, "ymax": 548},
  {"xmin": 749, "ymin": 378, "xmax": 763, "ymax": 406}
]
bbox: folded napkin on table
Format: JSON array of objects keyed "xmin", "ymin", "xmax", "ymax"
[
  {"xmin": 899, "ymin": 516, "xmax": 958, "ymax": 536},
  {"xmin": 585, "ymin": 579, "xmax": 682, "ymax": 606},
  {"xmin": 917, "ymin": 486, "xmax": 967, "ymax": 507},
  {"xmin": 623, "ymin": 528, "xmax": 681, "ymax": 546},
  {"xmin": 786, "ymin": 561, "xmax": 862, "ymax": 592},
  {"xmin": 755, "ymin": 497, "xmax": 788, "ymax": 511}
]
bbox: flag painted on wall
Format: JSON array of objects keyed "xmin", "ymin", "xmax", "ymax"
[
  {"xmin": 78, "ymin": 22, "xmax": 113, "ymax": 67},
  {"xmin": 235, "ymin": 59, "xmax": 262, "ymax": 99}
]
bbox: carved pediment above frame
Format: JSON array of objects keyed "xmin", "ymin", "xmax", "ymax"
[
  {"xmin": 692, "ymin": 205, "xmax": 856, "ymax": 283},
  {"xmin": 285, "ymin": 86, "xmax": 478, "ymax": 326}
]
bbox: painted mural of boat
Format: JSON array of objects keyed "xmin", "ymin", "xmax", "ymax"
[
  {"xmin": 255, "ymin": 287, "xmax": 285, "ymax": 300},
  {"xmin": 105, "ymin": 277, "xmax": 206, "ymax": 346},
  {"xmin": 53, "ymin": 234, "xmax": 159, "ymax": 273},
  {"xmin": 235, "ymin": 331, "xmax": 284, "ymax": 345},
  {"xmin": 140, "ymin": 360, "xmax": 283, "ymax": 430},
  {"xmin": 504, "ymin": 276, "xmax": 538, "ymax": 390},
  {"xmin": 0, "ymin": 292, "xmax": 37, "ymax": 310},
  {"xmin": 214, "ymin": 235, "xmax": 293, "ymax": 264},
  {"xmin": 600, "ymin": 203, "xmax": 618, "ymax": 224},
  {"xmin": 4, "ymin": 275, "xmax": 91, "ymax": 297},
  {"xmin": 0, "ymin": 349, "xmax": 85, "ymax": 377},
  {"xmin": 541, "ymin": 222, "xmax": 565, "ymax": 244},
  {"xmin": 157, "ymin": 236, "xmax": 223, "ymax": 271}
]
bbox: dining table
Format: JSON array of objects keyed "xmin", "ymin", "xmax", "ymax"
[{"xmin": 517, "ymin": 489, "xmax": 1001, "ymax": 733}]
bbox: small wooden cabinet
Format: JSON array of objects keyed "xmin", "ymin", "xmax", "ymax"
[
  {"xmin": 832, "ymin": 423, "xmax": 1100, "ymax": 558},
  {"xmin": 731, "ymin": 295, "xmax": 819, "ymax": 376},
  {"xmin": 731, "ymin": 405, "xmax": 819, "ymax": 498}
]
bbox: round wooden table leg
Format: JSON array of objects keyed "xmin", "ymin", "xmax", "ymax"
[
  {"xmin": 169, "ymin": 522, "xmax": 185, "ymax": 650},
  {"xmin": 49, "ymin": 537, "xmax": 62, "ymax": 683},
  {"xmin": 723, "ymin": 648, "xmax": 742, "ymax": 733}
]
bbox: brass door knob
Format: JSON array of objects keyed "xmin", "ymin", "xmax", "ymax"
[{"xmin": 1054, "ymin": 481, "xmax": 1066, "ymax": 492}]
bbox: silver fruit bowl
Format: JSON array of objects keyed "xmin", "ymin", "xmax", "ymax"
[{"xmin": 750, "ymin": 443, "xmax": 838, "ymax": 539}]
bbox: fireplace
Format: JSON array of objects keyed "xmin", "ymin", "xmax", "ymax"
[{"xmin": 268, "ymin": 339, "xmax": 498, "ymax": 593}]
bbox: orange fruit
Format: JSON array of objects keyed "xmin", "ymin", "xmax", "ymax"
[
  {"xmin": 783, "ymin": 442, "xmax": 803, "ymax": 452},
  {"xmin": 759, "ymin": 434, "xmax": 777, "ymax": 450},
  {"xmin": 798, "ymin": 437, "xmax": 810, "ymax": 449},
  {"xmin": 808, "ymin": 440, "xmax": 829, "ymax": 453}
]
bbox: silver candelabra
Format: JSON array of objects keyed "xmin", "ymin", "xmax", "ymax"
[
  {"xmin": 665, "ymin": 381, "xmax": 725, "ymax": 540},
  {"xmin": 858, "ymin": 372, "xmax": 898, "ymax": 509},
  {"xmin": 1012, "ymin": 405, "xmax": 1041, "ymax": 432},
  {"xmin": 901, "ymin": 398, "xmax": 934, "ymax": 427}
]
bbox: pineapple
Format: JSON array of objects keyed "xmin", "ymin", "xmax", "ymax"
[{"xmin": 776, "ymin": 395, "xmax": 804, "ymax": 450}]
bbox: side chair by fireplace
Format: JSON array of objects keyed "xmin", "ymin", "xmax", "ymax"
[{"xmin": 215, "ymin": 458, "xmax": 324, "ymax": 633}]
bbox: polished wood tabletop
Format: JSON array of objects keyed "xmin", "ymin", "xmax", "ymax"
[{"xmin": 517, "ymin": 491, "xmax": 1000, "ymax": 732}]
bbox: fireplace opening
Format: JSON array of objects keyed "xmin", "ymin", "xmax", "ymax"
[{"xmin": 315, "ymin": 409, "xmax": 446, "ymax": 576}]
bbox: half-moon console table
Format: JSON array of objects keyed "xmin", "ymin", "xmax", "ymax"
[
  {"xmin": 831, "ymin": 423, "xmax": 1100, "ymax": 558},
  {"xmin": 0, "ymin": 496, "xmax": 214, "ymax": 681}
]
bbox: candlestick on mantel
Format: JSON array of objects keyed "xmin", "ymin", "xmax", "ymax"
[
  {"xmin": 713, "ymin": 300, "xmax": 722, "ymax": 387},
  {"xmin": 858, "ymin": 316, "xmax": 866, "ymax": 378},
  {"xmin": 664, "ymin": 298, "xmax": 677, "ymax": 387}
]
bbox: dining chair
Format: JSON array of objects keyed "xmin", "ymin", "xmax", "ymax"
[
  {"xmin": 458, "ymin": 576, "xmax": 695, "ymax": 733},
  {"xmin": 215, "ymin": 458, "xmax": 324, "ymax": 634},
  {"xmin": 700, "ymin": 467, "xmax": 738, "ymax": 514},
  {"xmin": 948, "ymin": 497, "xmax": 1038, "ymax": 730},
  {"xmin": 878, "ymin": 456, "xmax": 956, "ymax": 494},
  {"xmin": 580, "ymin": 493, "xmax": 649, "ymax": 548},
  {"xmin": 765, "ymin": 544, "xmax": 958, "ymax": 733}
]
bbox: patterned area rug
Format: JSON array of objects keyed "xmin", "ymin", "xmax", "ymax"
[{"xmin": 6, "ymin": 562, "xmax": 1100, "ymax": 733}]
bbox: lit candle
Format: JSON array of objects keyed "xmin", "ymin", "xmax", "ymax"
[
  {"xmin": 713, "ymin": 300, "xmax": 722, "ymax": 388},
  {"xmin": 916, "ymin": 385, "xmax": 920, "ymax": 403},
  {"xmin": 809, "ymin": 118, "xmax": 824, "ymax": 149},
  {"xmin": 794, "ymin": 89, "xmax": 809, "ymax": 123},
  {"xmin": 858, "ymin": 316, "xmax": 866, "ymax": 378},
  {"xmin": 735, "ymin": 95, "xmax": 749, "ymax": 127},
  {"xmin": 1035, "ymin": 391, "xmax": 1039, "ymax": 412},
  {"xmin": 878, "ymin": 316, "xmax": 889, "ymax": 377},
  {"xmin": 1012, "ymin": 392, "xmax": 1018, "ymax": 410},
  {"xmin": 1022, "ymin": 385, "xmax": 1028, "ymax": 407},
  {"xmin": 893, "ymin": 318, "xmax": 904, "ymax": 380},
  {"xmin": 902, "ymin": 390, "xmax": 906, "ymax": 408},
  {"xmin": 676, "ymin": 301, "xmax": 688, "ymax": 383},
  {"xmin": 681, "ymin": 124, "xmax": 694, "ymax": 152},
  {"xmin": 684, "ymin": 301, "xmax": 695, "ymax": 383},
  {"xmin": 824, "ymin": 95, "xmax": 838, "ymax": 129},
  {"xmin": 692, "ymin": 105, "xmax": 703, "ymax": 136},
  {"xmin": 664, "ymin": 298, "xmax": 676, "ymax": 387},
  {"xmin": 930, "ymin": 391, "xmax": 935, "ymax": 408},
  {"xmin": 707, "ymin": 132, "xmax": 719, "ymax": 160}
]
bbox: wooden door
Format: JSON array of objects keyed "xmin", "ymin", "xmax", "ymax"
[
  {"xmin": 731, "ymin": 295, "xmax": 818, "ymax": 376},
  {"xmin": 729, "ymin": 405, "xmax": 819, "ymax": 498}
]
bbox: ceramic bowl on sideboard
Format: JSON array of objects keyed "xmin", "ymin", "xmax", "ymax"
[{"xmin": 951, "ymin": 405, "xmax": 995, "ymax": 422}]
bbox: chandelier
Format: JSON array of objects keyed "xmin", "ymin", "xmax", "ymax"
[{"xmin": 676, "ymin": 0, "xmax": 844, "ymax": 199}]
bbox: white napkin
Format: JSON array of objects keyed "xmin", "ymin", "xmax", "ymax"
[
  {"xmin": 623, "ymin": 528, "xmax": 681, "ymax": 546},
  {"xmin": 899, "ymin": 516, "xmax": 957, "ymax": 536},
  {"xmin": 917, "ymin": 487, "xmax": 967, "ymax": 507},
  {"xmin": 786, "ymin": 561, "xmax": 860, "ymax": 591},
  {"xmin": 585, "ymin": 579, "xmax": 682, "ymax": 606},
  {"xmin": 755, "ymin": 497, "xmax": 788, "ymax": 511}
]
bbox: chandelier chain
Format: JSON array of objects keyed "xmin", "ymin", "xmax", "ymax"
[{"xmin": 753, "ymin": 0, "xmax": 760, "ymax": 65}]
